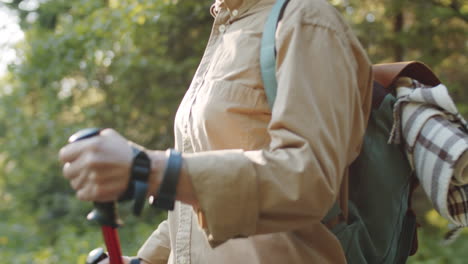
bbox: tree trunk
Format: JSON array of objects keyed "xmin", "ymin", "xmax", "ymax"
[{"xmin": 393, "ymin": 11, "xmax": 405, "ymax": 61}]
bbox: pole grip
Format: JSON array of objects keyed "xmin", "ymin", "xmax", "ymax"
[{"xmin": 87, "ymin": 202, "xmax": 123, "ymax": 227}]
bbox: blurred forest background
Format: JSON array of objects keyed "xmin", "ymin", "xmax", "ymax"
[{"xmin": 0, "ymin": 0, "xmax": 466, "ymax": 263}]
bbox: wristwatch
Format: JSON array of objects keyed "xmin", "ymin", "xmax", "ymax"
[{"xmin": 119, "ymin": 146, "xmax": 151, "ymax": 215}]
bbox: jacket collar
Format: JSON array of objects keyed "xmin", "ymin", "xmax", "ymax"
[
  {"xmin": 223, "ymin": 0, "xmax": 245, "ymax": 11},
  {"xmin": 214, "ymin": 0, "xmax": 261, "ymax": 16}
]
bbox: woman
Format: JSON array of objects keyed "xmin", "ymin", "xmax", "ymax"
[{"xmin": 59, "ymin": 0, "xmax": 372, "ymax": 263}]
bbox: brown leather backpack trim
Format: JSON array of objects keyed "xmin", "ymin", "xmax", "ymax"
[
  {"xmin": 371, "ymin": 61, "xmax": 441, "ymax": 110},
  {"xmin": 373, "ymin": 61, "xmax": 441, "ymax": 90}
]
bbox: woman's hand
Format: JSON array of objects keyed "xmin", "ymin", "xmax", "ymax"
[
  {"xmin": 59, "ymin": 128, "xmax": 134, "ymax": 202},
  {"xmin": 59, "ymin": 128, "xmax": 199, "ymax": 207}
]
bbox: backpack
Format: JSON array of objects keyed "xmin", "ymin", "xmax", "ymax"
[{"xmin": 260, "ymin": 0, "xmax": 441, "ymax": 263}]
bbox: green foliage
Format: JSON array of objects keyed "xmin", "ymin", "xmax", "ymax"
[
  {"xmin": 1, "ymin": 0, "xmax": 212, "ymax": 262},
  {"xmin": 0, "ymin": 208, "xmax": 166, "ymax": 263},
  {"xmin": 337, "ymin": 0, "xmax": 468, "ymax": 114},
  {"xmin": 409, "ymin": 226, "xmax": 468, "ymax": 263},
  {"xmin": 0, "ymin": 0, "xmax": 467, "ymax": 262}
]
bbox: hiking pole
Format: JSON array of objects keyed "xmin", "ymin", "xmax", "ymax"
[{"xmin": 68, "ymin": 128, "xmax": 124, "ymax": 264}]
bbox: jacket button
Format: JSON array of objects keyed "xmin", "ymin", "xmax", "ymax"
[
  {"xmin": 232, "ymin": 9, "xmax": 239, "ymax": 16},
  {"xmin": 219, "ymin": 24, "xmax": 226, "ymax": 33}
]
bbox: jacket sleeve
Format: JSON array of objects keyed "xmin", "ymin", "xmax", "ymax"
[
  {"xmin": 137, "ymin": 220, "xmax": 171, "ymax": 264},
  {"xmin": 184, "ymin": 14, "xmax": 372, "ymax": 247}
]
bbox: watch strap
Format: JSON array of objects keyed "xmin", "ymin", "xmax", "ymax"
[
  {"xmin": 132, "ymin": 180, "xmax": 148, "ymax": 215},
  {"xmin": 131, "ymin": 148, "xmax": 151, "ymax": 182},
  {"xmin": 130, "ymin": 147, "xmax": 151, "ymax": 215},
  {"xmin": 119, "ymin": 146, "xmax": 151, "ymax": 216},
  {"xmin": 151, "ymin": 149, "xmax": 182, "ymax": 211}
]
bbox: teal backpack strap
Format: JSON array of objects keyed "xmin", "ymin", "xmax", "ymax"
[
  {"xmin": 260, "ymin": 0, "xmax": 290, "ymax": 108},
  {"xmin": 322, "ymin": 202, "xmax": 342, "ymax": 224}
]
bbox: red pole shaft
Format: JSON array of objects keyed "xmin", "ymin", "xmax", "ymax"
[{"xmin": 102, "ymin": 226, "xmax": 123, "ymax": 264}]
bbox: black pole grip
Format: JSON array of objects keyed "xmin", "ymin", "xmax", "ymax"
[
  {"xmin": 68, "ymin": 128, "xmax": 122, "ymax": 227},
  {"xmin": 87, "ymin": 202, "xmax": 122, "ymax": 227}
]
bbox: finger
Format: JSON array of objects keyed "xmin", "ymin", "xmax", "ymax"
[
  {"xmin": 63, "ymin": 161, "xmax": 81, "ymax": 180},
  {"xmin": 66, "ymin": 162, "xmax": 124, "ymax": 186},
  {"xmin": 62, "ymin": 162, "xmax": 73, "ymax": 179},
  {"xmin": 59, "ymin": 137, "xmax": 99, "ymax": 163},
  {"xmin": 77, "ymin": 180, "xmax": 122, "ymax": 202},
  {"xmin": 95, "ymin": 166, "xmax": 132, "ymax": 184},
  {"xmin": 63, "ymin": 150, "xmax": 117, "ymax": 183},
  {"xmin": 92, "ymin": 182, "xmax": 123, "ymax": 202},
  {"xmin": 76, "ymin": 183, "xmax": 95, "ymax": 201},
  {"xmin": 69, "ymin": 170, "xmax": 88, "ymax": 190},
  {"xmin": 62, "ymin": 152, "xmax": 95, "ymax": 180}
]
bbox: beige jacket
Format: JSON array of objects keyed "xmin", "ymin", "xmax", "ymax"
[{"xmin": 138, "ymin": 0, "xmax": 372, "ymax": 263}]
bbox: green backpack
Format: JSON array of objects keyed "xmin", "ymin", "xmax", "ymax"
[{"xmin": 260, "ymin": 0, "xmax": 441, "ymax": 263}]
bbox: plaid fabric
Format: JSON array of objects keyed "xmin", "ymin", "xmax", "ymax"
[{"xmin": 389, "ymin": 78, "xmax": 468, "ymax": 240}]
